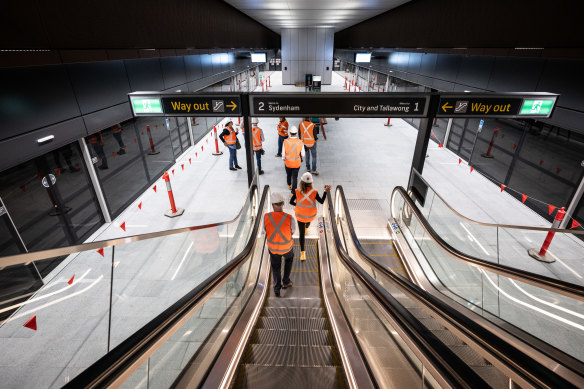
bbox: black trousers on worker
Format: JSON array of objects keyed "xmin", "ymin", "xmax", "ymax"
[
  {"xmin": 285, "ymin": 166, "xmax": 300, "ymax": 193},
  {"xmin": 298, "ymin": 221, "xmax": 311, "ymax": 251},
  {"xmin": 270, "ymin": 249, "xmax": 294, "ymax": 293}
]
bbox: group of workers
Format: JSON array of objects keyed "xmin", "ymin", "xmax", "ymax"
[{"xmin": 219, "ymin": 116, "xmax": 330, "ymax": 297}]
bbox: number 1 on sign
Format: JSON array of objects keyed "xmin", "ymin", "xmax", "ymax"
[{"xmin": 414, "ymin": 102, "xmax": 419, "ymax": 112}]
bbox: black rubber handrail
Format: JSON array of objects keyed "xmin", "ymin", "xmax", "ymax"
[
  {"xmin": 336, "ymin": 185, "xmax": 582, "ymax": 388},
  {"xmin": 326, "ymin": 192, "xmax": 489, "ymax": 388},
  {"xmin": 64, "ymin": 185, "xmax": 268, "ymax": 389},
  {"xmin": 392, "ymin": 186, "xmax": 584, "ymax": 301}
]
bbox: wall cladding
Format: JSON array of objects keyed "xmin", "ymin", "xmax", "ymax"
[
  {"xmin": 336, "ymin": 49, "xmax": 584, "ymax": 134},
  {"xmin": 282, "ymin": 28, "xmax": 334, "ymax": 85},
  {"xmin": 0, "ymin": 52, "xmax": 255, "ymax": 171}
]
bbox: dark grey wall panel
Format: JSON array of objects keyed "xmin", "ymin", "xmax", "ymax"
[
  {"xmin": 488, "ymin": 57, "xmax": 544, "ymax": 92},
  {"xmin": 124, "ymin": 58, "xmax": 164, "ymax": 92},
  {"xmin": 456, "ymin": 56, "xmax": 494, "ymax": 89},
  {"xmin": 434, "ymin": 55, "xmax": 461, "ymax": 81},
  {"xmin": 0, "ymin": 65, "xmax": 80, "ymax": 141},
  {"xmin": 201, "ymin": 54, "xmax": 213, "ymax": 78},
  {"xmin": 408, "ymin": 53, "xmax": 422, "ymax": 74},
  {"xmin": 419, "ymin": 54, "xmax": 437, "ymax": 76},
  {"xmin": 161, "ymin": 57, "xmax": 187, "ymax": 89},
  {"xmin": 544, "ymin": 107, "xmax": 584, "ymax": 133},
  {"xmin": 0, "ymin": 117, "xmax": 85, "ymax": 171},
  {"xmin": 537, "ymin": 59, "xmax": 584, "ymax": 112},
  {"xmin": 68, "ymin": 60, "xmax": 131, "ymax": 114},
  {"xmin": 83, "ymin": 102, "xmax": 132, "ymax": 135},
  {"xmin": 184, "ymin": 55, "xmax": 203, "ymax": 81}
]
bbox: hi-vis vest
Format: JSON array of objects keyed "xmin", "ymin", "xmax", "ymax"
[
  {"xmin": 223, "ymin": 128, "xmax": 236, "ymax": 145},
  {"xmin": 300, "ymin": 121, "xmax": 315, "ymax": 147},
  {"xmin": 295, "ymin": 188, "xmax": 317, "ymax": 223},
  {"xmin": 283, "ymin": 138, "xmax": 303, "ymax": 168},
  {"xmin": 252, "ymin": 127, "xmax": 262, "ymax": 151},
  {"xmin": 277, "ymin": 121, "xmax": 289, "ymax": 137},
  {"xmin": 264, "ymin": 212, "xmax": 293, "ymax": 255}
]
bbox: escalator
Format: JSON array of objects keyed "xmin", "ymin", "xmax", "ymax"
[{"xmin": 2, "ymin": 182, "xmax": 584, "ymax": 388}]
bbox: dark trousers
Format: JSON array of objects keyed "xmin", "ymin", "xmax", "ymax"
[
  {"xmin": 270, "ymin": 249, "xmax": 294, "ymax": 292},
  {"xmin": 228, "ymin": 147, "xmax": 238, "ymax": 168},
  {"xmin": 112, "ymin": 132, "xmax": 125, "ymax": 149},
  {"xmin": 277, "ymin": 135, "xmax": 287, "ymax": 156},
  {"xmin": 91, "ymin": 143, "xmax": 107, "ymax": 167},
  {"xmin": 285, "ymin": 166, "xmax": 300, "ymax": 193},
  {"xmin": 255, "ymin": 150, "xmax": 262, "ymax": 171},
  {"xmin": 298, "ymin": 221, "xmax": 311, "ymax": 251}
]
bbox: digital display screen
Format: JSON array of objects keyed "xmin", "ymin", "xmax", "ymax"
[
  {"xmin": 251, "ymin": 53, "xmax": 267, "ymax": 63},
  {"xmin": 355, "ymin": 53, "xmax": 371, "ymax": 63}
]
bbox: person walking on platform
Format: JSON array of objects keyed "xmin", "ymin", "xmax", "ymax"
[
  {"xmin": 282, "ymin": 126, "xmax": 305, "ymax": 195},
  {"xmin": 111, "ymin": 124, "xmax": 126, "ymax": 155},
  {"xmin": 251, "ymin": 118, "xmax": 265, "ymax": 175},
  {"xmin": 219, "ymin": 121, "xmax": 242, "ymax": 171},
  {"xmin": 290, "ymin": 172, "xmax": 330, "ymax": 261},
  {"xmin": 264, "ymin": 192, "xmax": 296, "ymax": 297},
  {"xmin": 88, "ymin": 131, "xmax": 108, "ymax": 170},
  {"xmin": 300, "ymin": 117, "xmax": 318, "ymax": 175},
  {"xmin": 275, "ymin": 117, "xmax": 288, "ymax": 157}
]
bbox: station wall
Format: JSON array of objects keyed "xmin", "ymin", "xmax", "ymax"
[{"xmin": 282, "ymin": 28, "xmax": 334, "ymax": 85}]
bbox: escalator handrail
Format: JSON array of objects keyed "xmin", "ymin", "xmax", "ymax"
[
  {"xmin": 392, "ymin": 185, "xmax": 584, "ymax": 301},
  {"xmin": 63, "ymin": 185, "xmax": 269, "ymax": 389},
  {"xmin": 337, "ymin": 185, "xmax": 583, "ymax": 388},
  {"xmin": 409, "ymin": 168, "xmax": 584, "ymax": 234},
  {"xmin": 0, "ymin": 177, "xmax": 260, "ymax": 268},
  {"xmin": 326, "ymin": 193, "xmax": 490, "ymax": 389}
]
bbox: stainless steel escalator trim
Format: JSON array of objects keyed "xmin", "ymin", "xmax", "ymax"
[
  {"xmin": 0, "ymin": 177, "xmax": 260, "ymax": 268},
  {"xmin": 410, "ymin": 168, "xmax": 584, "ymax": 233},
  {"xmin": 317, "ymin": 216, "xmax": 375, "ymax": 389},
  {"xmin": 336, "ymin": 186, "xmax": 584, "ymax": 388},
  {"xmin": 391, "ymin": 186, "xmax": 584, "ymax": 301},
  {"xmin": 201, "ymin": 239, "xmax": 272, "ymax": 389}
]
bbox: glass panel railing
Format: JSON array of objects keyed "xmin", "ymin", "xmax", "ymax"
[
  {"xmin": 0, "ymin": 183, "xmax": 260, "ymax": 388},
  {"xmin": 407, "ymin": 169, "xmax": 584, "ymax": 286},
  {"xmin": 391, "ymin": 188, "xmax": 584, "ymax": 363}
]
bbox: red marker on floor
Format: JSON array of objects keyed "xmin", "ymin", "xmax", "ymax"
[
  {"xmin": 68, "ymin": 275, "xmax": 75, "ymax": 285},
  {"xmin": 138, "ymin": 202, "xmax": 142, "ymax": 210},
  {"xmin": 153, "ymin": 185, "xmax": 157, "ymax": 193},
  {"xmin": 500, "ymin": 184, "xmax": 506, "ymax": 192},
  {"xmin": 97, "ymin": 248, "xmax": 104, "ymax": 257},
  {"xmin": 120, "ymin": 222, "xmax": 126, "ymax": 231},
  {"xmin": 24, "ymin": 315, "xmax": 37, "ymax": 331}
]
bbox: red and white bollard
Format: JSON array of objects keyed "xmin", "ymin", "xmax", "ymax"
[
  {"xmin": 320, "ymin": 119, "xmax": 327, "ymax": 140},
  {"xmin": 384, "ymin": 118, "xmax": 392, "ymax": 127},
  {"xmin": 482, "ymin": 127, "xmax": 500, "ymax": 158},
  {"xmin": 238, "ymin": 117, "xmax": 241, "ymax": 125},
  {"xmin": 146, "ymin": 125, "xmax": 160, "ymax": 155},
  {"xmin": 192, "ymin": 117, "xmax": 198, "ymax": 126},
  {"xmin": 261, "ymin": 80, "xmax": 264, "ymax": 92},
  {"xmin": 212, "ymin": 126, "xmax": 223, "ymax": 156},
  {"xmin": 162, "ymin": 172, "xmax": 184, "ymax": 217},
  {"xmin": 268, "ymin": 76, "xmax": 271, "ymax": 87},
  {"xmin": 528, "ymin": 207, "xmax": 565, "ymax": 262}
]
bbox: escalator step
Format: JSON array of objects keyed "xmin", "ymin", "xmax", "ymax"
[
  {"xmin": 253, "ymin": 329, "xmax": 329, "ymax": 346},
  {"xmin": 288, "ymin": 271, "xmax": 319, "ymax": 286},
  {"xmin": 264, "ymin": 297, "xmax": 322, "ymax": 309},
  {"xmin": 449, "ymin": 345, "xmax": 491, "ymax": 366},
  {"xmin": 248, "ymin": 344, "xmax": 334, "ymax": 366},
  {"xmin": 257, "ymin": 316, "xmax": 327, "ymax": 331},
  {"xmin": 431, "ymin": 329, "xmax": 466, "ymax": 346},
  {"xmin": 418, "ymin": 317, "xmax": 444, "ymax": 331},
  {"xmin": 473, "ymin": 365, "xmax": 510, "ymax": 388},
  {"xmin": 263, "ymin": 307, "xmax": 324, "ymax": 318},
  {"xmin": 242, "ymin": 364, "xmax": 338, "ymax": 389},
  {"xmin": 407, "ymin": 307, "xmax": 432, "ymax": 319}
]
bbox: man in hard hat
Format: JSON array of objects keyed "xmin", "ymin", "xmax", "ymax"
[
  {"xmin": 282, "ymin": 126, "xmax": 305, "ymax": 195},
  {"xmin": 300, "ymin": 117, "xmax": 318, "ymax": 175},
  {"xmin": 219, "ymin": 121, "xmax": 242, "ymax": 171},
  {"xmin": 264, "ymin": 192, "xmax": 296, "ymax": 297},
  {"xmin": 290, "ymin": 172, "xmax": 331, "ymax": 260},
  {"xmin": 251, "ymin": 118, "xmax": 265, "ymax": 175},
  {"xmin": 275, "ymin": 117, "xmax": 288, "ymax": 157}
]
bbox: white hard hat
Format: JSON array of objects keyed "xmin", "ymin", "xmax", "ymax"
[
  {"xmin": 271, "ymin": 192, "xmax": 285, "ymax": 204},
  {"xmin": 301, "ymin": 172, "xmax": 313, "ymax": 184},
  {"xmin": 252, "ymin": 118, "xmax": 259, "ymax": 125},
  {"xmin": 289, "ymin": 126, "xmax": 298, "ymax": 135}
]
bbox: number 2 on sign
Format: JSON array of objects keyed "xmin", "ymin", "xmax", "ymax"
[{"xmin": 258, "ymin": 102, "xmax": 264, "ymax": 111}]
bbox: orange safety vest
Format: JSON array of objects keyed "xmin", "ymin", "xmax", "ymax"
[
  {"xmin": 252, "ymin": 127, "xmax": 262, "ymax": 151},
  {"xmin": 192, "ymin": 227, "xmax": 219, "ymax": 254},
  {"xmin": 112, "ymin": 126, "xmax": 122, "ymax": 133},
  {"xmin": 300, "ymin": 121, "xmax": 315, "ymax": 147},
  {"xmin": 223, "ymin": 128, "xmax": 237, "ymax": 145},
  {"xmin": 264, "ymin": 212, "xmax": 293, "ymax": 255},
  {"xmin": 295, "ymin": 188, "xmax": 317, "ymax": 223},
  {"xmin": 277, "ymin": 121, "xmax": 289, "ymax": 137},
  {"xmin": 283, "ymin": 138, "xmax": 303, "ymax": 168},
  {"xmin": 89, "ymin": 133, "xmax": 102, "ymax": 144}
]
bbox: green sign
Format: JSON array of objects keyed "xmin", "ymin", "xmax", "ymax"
[
  {"xmin": 519, "ymin": 99, "xmax": 554, "ymax": 116},
  {"xmin": 131, "ymin": 98, "xmax": 163, "ymax": 114}
]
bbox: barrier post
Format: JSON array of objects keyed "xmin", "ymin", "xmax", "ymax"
[
  {"xmin": 481, "ymin": 127, "xmax": 499, "ymax": 158},
  {"xmin": 162, "ymin": 172, "xmax": 184, "ymax": 217},
  {"xmin": 384, "ymin": 118, "xmax": 392, "ymax": 127},
  {"xmin": 320, "ymin": 119, "xmax": 327, "ymax": 140},
  {"xmin": 146, "ymin": 125, "xmax": 160, "ymax": 155},
  {"xmin": 268, "ymin": 75, "xmax": 271, "ymax": 87},
  {"xmin": 528, "ymin": 207, "xmax": 565, "ymax": 262},
  {"xmin": 212, "ymin": 126, "xmax": 223, "ymax": 156}
]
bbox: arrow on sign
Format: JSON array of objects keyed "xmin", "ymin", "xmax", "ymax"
[
  {"xmin": 227, "ymin": 101, "xmax": 238, "ymax": 111},
  {"xmin": 441, "ymin": 102, "xmax": 453, "ymax": 112}
]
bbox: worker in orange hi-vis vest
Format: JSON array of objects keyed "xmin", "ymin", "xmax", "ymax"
[
  {"xmin": 299, "ymin": 117, "xmax": 318, "ymax": 175},
  {"xmin": 219, "ymin": 121, "xmax": 242, "ymax": 171},
  {"xmin": 275, "ymin": 117, "xmax": 289, "ymax": 157},
  {"xmin": 88, "ymin": 131, "xmax": 108, "ymax": 170},
  {"xmin": 264, "ymin": 192, "xmax": 297, "ymax": 297},
  {"xmin": 290, "ymin": 172, "xmax": 331, "ymax": 260},
  {"xmin": 111, "ymin": 123, "xmax": 126, "ymax": 155},
  {"xmin": 251, "ymin": 118, "xmax": 265, "ymax": 175},
  {"xmin": 282, "ymin": 126, "xmax": 305, "ymax": 195}
]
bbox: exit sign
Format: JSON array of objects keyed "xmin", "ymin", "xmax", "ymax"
[
  {"xmin": 519, "ymin": 99, "xmax": 555, "ymax": 116},
  {"xmin": 131, "ymin": 98, "xmax": 163, "ymax": 114}
]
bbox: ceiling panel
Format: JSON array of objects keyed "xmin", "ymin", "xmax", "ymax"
[{"xmin": 224, "ymin": 0, "xmax": 411, "ymax": 32}]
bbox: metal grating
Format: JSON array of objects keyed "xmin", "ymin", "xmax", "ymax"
[
  {"xmin": 242, "ymin": 365, "xmax": 338, "ymax": 389},
  {"xmin": 249, "ymin": 344, "xmax": 334, "ymax": 366},
  {"xmin": 253, "ymin": 329, "xmax": 330, "ymax": 346}
]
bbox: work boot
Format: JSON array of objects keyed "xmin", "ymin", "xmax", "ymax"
[
  {"xmin": 229, "ymin": 167, "xmax": 237, "ymax": 171},
  {"xmin": 259, "ymin": 170, "xmax": 264, "ymax": 175},
  {"xmin": 311, "ymin": 170, "xmax": 319, "ymax": 175},
  {"xmin": 235, "ymin": 165, "xmax": 242, "ymax": 169},
  {"xmin": 282, "ymin": 281, "xmax": 293, "ymax": 289},
  {"xmin": 117, "ymin": 148, "xmax": 126, "ymax": 155},
  {"xmin": 275, "ymin": 154, "xmax": 281, "ymax": 157},
  {"xmin": 288, "ymin": 184, "xmax": 292, "ymax": 190},
  {"xmin": 300, "ymin": 251, "xmax": 306, "ymax": 261},
  {"xmin": 274, "ymin": 290, "xmax": 280, "ymax": 297},
  {"xmin": 305, "ymin": 226, "xmax": 309, "ymax": 233},
  {"xmin": 98, "ymin": 164, "xmax": 109, "ymax": 170}
]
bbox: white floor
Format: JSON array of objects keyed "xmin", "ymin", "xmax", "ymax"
[{"xmin": 1, "ymin": 70, "xmax": 583, "ymax": 388}]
